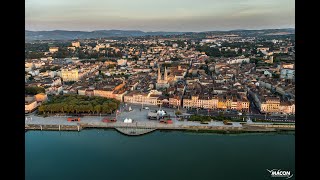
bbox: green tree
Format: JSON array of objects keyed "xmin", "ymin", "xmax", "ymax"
[
  {"xmin": 25, "ymin": 86, "xmax": 45, "ymax": 95},
  {"xmin": 94, "ymin": 105, "xmax": 102, "ymax": 114},
  {"xmin": 175, "ymin": 110, "xmax": 182, "ymax": 115}
]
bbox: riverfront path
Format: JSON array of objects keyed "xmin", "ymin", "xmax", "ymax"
[{"xmin": 25, "ymin": 104, "xmax": 294, "ymax": 134}]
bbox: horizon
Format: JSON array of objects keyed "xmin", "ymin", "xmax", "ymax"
[
  {"xmin": 26, "ymin": 0, "xmax": 294, "ymax": 32},
  {"xmin": 25, "ymin": 27, "xmax": 295, "ymax": 33}
]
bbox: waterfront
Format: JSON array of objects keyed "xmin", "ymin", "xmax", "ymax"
[{"xmin": 26, "ymin": 130, "xmax": 295, "ymax": 180}]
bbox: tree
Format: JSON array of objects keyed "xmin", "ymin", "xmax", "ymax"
[
  {"xmin": 102, "ymin": 104, "xmax": 110, "ymax": 114},
  {"xmin": 37, "ymin": 94, "xmax": 120, "ymax": 115},
  {"xmin": 38, "ymin": 105, "xmax": 45, "ymax": 114},
  {"xmin": 175, "ymin": 110, "xmax": 182, "ymax": 115},
  {"xmin": 94, "ymin": 105, "xmax": 102, "ymax": 114},
  {"xmin": 25, "ymin": 86, "xmax": 45, "ymax": 95}
]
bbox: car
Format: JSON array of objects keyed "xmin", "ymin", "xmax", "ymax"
[
  {"xmin": 102, "ymin": 117, "xmax": 117, "ymax": 123},
  {"xmin": 67, "ymin": 117, "xmax": 80, "ymax": 122},
  {"xmin": 144, "ymin": 107, "xmax": 149, "ymax": 110}
]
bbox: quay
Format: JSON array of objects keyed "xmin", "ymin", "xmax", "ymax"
[{"xmin": 25, "ymin": 121, "xmax": 295, "ymax": 136}]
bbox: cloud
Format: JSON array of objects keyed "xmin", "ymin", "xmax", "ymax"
[{"xmin": 26, "ymin": 0, "xmax": 294, "ymax": 31}]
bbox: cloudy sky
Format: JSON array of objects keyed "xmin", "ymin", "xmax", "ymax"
[{"xmin": 26, "ymin": 0, "xmax": 294, "ymax": 32}]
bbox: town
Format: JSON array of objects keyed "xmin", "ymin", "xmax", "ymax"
[{"xmin": 25, "ymin": 30, "xmax": 295, "ymax": 129}]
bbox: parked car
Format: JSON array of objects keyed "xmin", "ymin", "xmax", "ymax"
[{"xmin": 67, "ymin": 117, "xmax": 80, "ymax": 122}]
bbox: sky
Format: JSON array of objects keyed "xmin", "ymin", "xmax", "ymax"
[{"xmin": 26, "ymin": 0, "xmax": 295, "ymax": 32}]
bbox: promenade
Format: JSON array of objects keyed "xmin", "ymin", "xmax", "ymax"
[{"xmin": 25, "ymin": 104, "xmax": 294, "ymax": 135}]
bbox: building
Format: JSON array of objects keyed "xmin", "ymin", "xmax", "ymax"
[
  {"xmin": 25, "ymin": 96, "xmax": 38, "ymax": 113},
  {"xmin": 241, "ymin": 99, "xmax": 250, "ymax": 112},
  {"xmin": 78, "ymin": 80, "xmax": 126, "ymax": 102},
  {"xmin": 117, "ymin": 59, "xmax": 127, "ymax": 66},
  {"xmin": 182, "ymin": 95, "xmax": 218, "ymax": 109},
  {"xmin": 68, "ymin": 46, "xmax": 76, "ymax": 51},
  {"xmin": 261, "ymin": 97, "xmax": 280, "ymax": 113},
  {"xmin": 279, "ymin": 101, "xmax": 295, "ymax": 114},
  {"xmin": 226, "ymin": 57, "xmax": 250, "ymax": 64},
  {"xmin": 217, "ymin": 96, "xmax": 227, "ymax": 110},
  {"xmin": 169, "ymin": 96, "xmax": 181, "ymax": 108},
  {"xmin": 124, "ymin": 90, "xmax": 162, "ymax": 105},
  {"xmin": 49, "ymin": 47, "xmax": 59, "ymax": 53},
  {"xmin": 72, "ymin": 41, "xmax": 81, "ymax": 47},
  {"xmin": 156, "ymin": 67, "xmax": 169, "ymax": 89},
  {"xmin": 61, "ymin": 69, "xmax": 79, "ymax": 82},
  {"xmin": 280, "ymin": 69, "xmax": 295, "ymax": 80},
  {"xmin": 172, "ymin": 43, "xmax": 178, "ymax": 48},
  {"xmin": 34, "ymin": 93, "xmax": 48, "ymax": 104},
  {"xmin": 257, "ymin": 47, "xmax": 269, "ymax": 55}
]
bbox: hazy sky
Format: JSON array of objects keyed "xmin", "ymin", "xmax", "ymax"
[{"xmin": 26, "ymin": 0, "xmax": 294, "ymax": 32}]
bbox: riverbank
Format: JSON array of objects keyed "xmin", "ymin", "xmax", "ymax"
[{"xmin": 25, "ymin": 121, "xmax": 295, "ymax": 135}]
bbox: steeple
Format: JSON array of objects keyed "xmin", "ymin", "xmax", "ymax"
[
  {"xmin": 157, "ymin": 67, "xmax": 161, "ymax": 81},
  {"xmin": 164, "ymin": 66, "xmax": 168, "ymax": 81}
]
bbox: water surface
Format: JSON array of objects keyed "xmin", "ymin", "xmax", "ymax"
[{"xmin": 26, "ymin": 130, "xmax": 295, "ymax": 180}]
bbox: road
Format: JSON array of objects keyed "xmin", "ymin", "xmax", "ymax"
[
  {"xmin": 186, "ymin": 108, "xmax": 295, "ymax": 122},
  {"xmin": 25, "ymin": 102, "xmax": 295, "ymax": 129},
  {"xmin": 121, "ymin": 102, "xmax": 295, "ymax": 122}
]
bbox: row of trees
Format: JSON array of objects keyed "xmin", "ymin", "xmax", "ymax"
[
  {"xmin": 196, "ymin": 45, "xmax": 244, "ymax": 57},
  {"xmin": 25, "ymin": 86, "xmax": 45, "ymax": 95},
  {"xmin": 188, "ymin": 115, "xmax": 211, "ymax": 122},
  {"xmin": 25, "ymin": 52, "xmax": 45, "ymax": 59},
  {"xmin": 38, "ymin": 94, "xmax": 120, "ymax": 114},
  {"xmin": 39, "ymin": 66, "xmax": 61, "ymax": 73},
  {"xmin": 188, "ymin": 115, "xmax": 244, "ymax": 122}
]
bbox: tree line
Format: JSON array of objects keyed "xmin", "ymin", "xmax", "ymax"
[
  {"xmin": 25, "ymin": 86, "xmax": 45, "ymax": 95},
  {"xmin": 38, "ymin": 94, "xmax": 120, "ymax": 114}
]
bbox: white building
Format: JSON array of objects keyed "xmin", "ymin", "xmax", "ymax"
[
  {"xmin": 280, "ymin": 69, "xmax": 295, "ymax": 79},
  {"xmin": 172, "ymin": 43, "xmax": 178, "ymax": 48},
  {"xmin": 117, "ymin": 59, "xmax": 127, "ymax": 66},
  {"xmin": 71, "ymin": 41, "xmax": 81, "ymax": 47},
  {"xmin": 61, "ymin": 69, "xmax": 79, "ymax": 82},
  {"xmin": 226, "ymin": 57, "xmax": 250, "ymax": 64},
  {"xmin": 25, "ymin": 96, "xmax": 38, "ymax": 113},
  {"xmin": 49, "ymin": 47, "xmax": 59, "ymax": 53}
]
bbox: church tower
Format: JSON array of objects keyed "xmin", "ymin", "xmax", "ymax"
[
  {"xmin": 156, "ymin": 66, "xmax": 169, "ymax": 89},
  {"xmin": 164, "ymin": 67, "xmax": 168, "ymax": 81},
  {"xmin": 157, "ymin": 67, "xmax": 161, "ymax": 81}
]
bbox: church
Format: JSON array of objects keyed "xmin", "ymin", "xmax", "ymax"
[{"xmin": 156, "ymin": 67, "xmax": 170, "ymax": 89}]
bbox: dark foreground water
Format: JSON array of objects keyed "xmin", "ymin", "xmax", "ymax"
[{"xmin": 26, "ymin": 130, "xmax": 295, "ymax": 180}]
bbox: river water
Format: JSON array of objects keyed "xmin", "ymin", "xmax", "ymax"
[{"xmin": 25, "ymin": 129, "xmax": 295, "ymax": 180}]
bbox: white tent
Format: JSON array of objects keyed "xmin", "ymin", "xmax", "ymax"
[
  {"xmin": 124, "ymin": 118, "xmax": 133, "ymax": 123},
  {"xmin": 157, "ymin": 110, "xmax": 166, "ymax": 116}
]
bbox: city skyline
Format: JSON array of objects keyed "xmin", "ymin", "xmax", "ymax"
[{"xmin": 26, "ymin": 0, "xmax": 294, "ymax": 32}]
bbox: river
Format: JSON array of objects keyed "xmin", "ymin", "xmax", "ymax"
[{"xmin": 25, "ymin": 130, "xmax": 295, "ymax": 180}]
